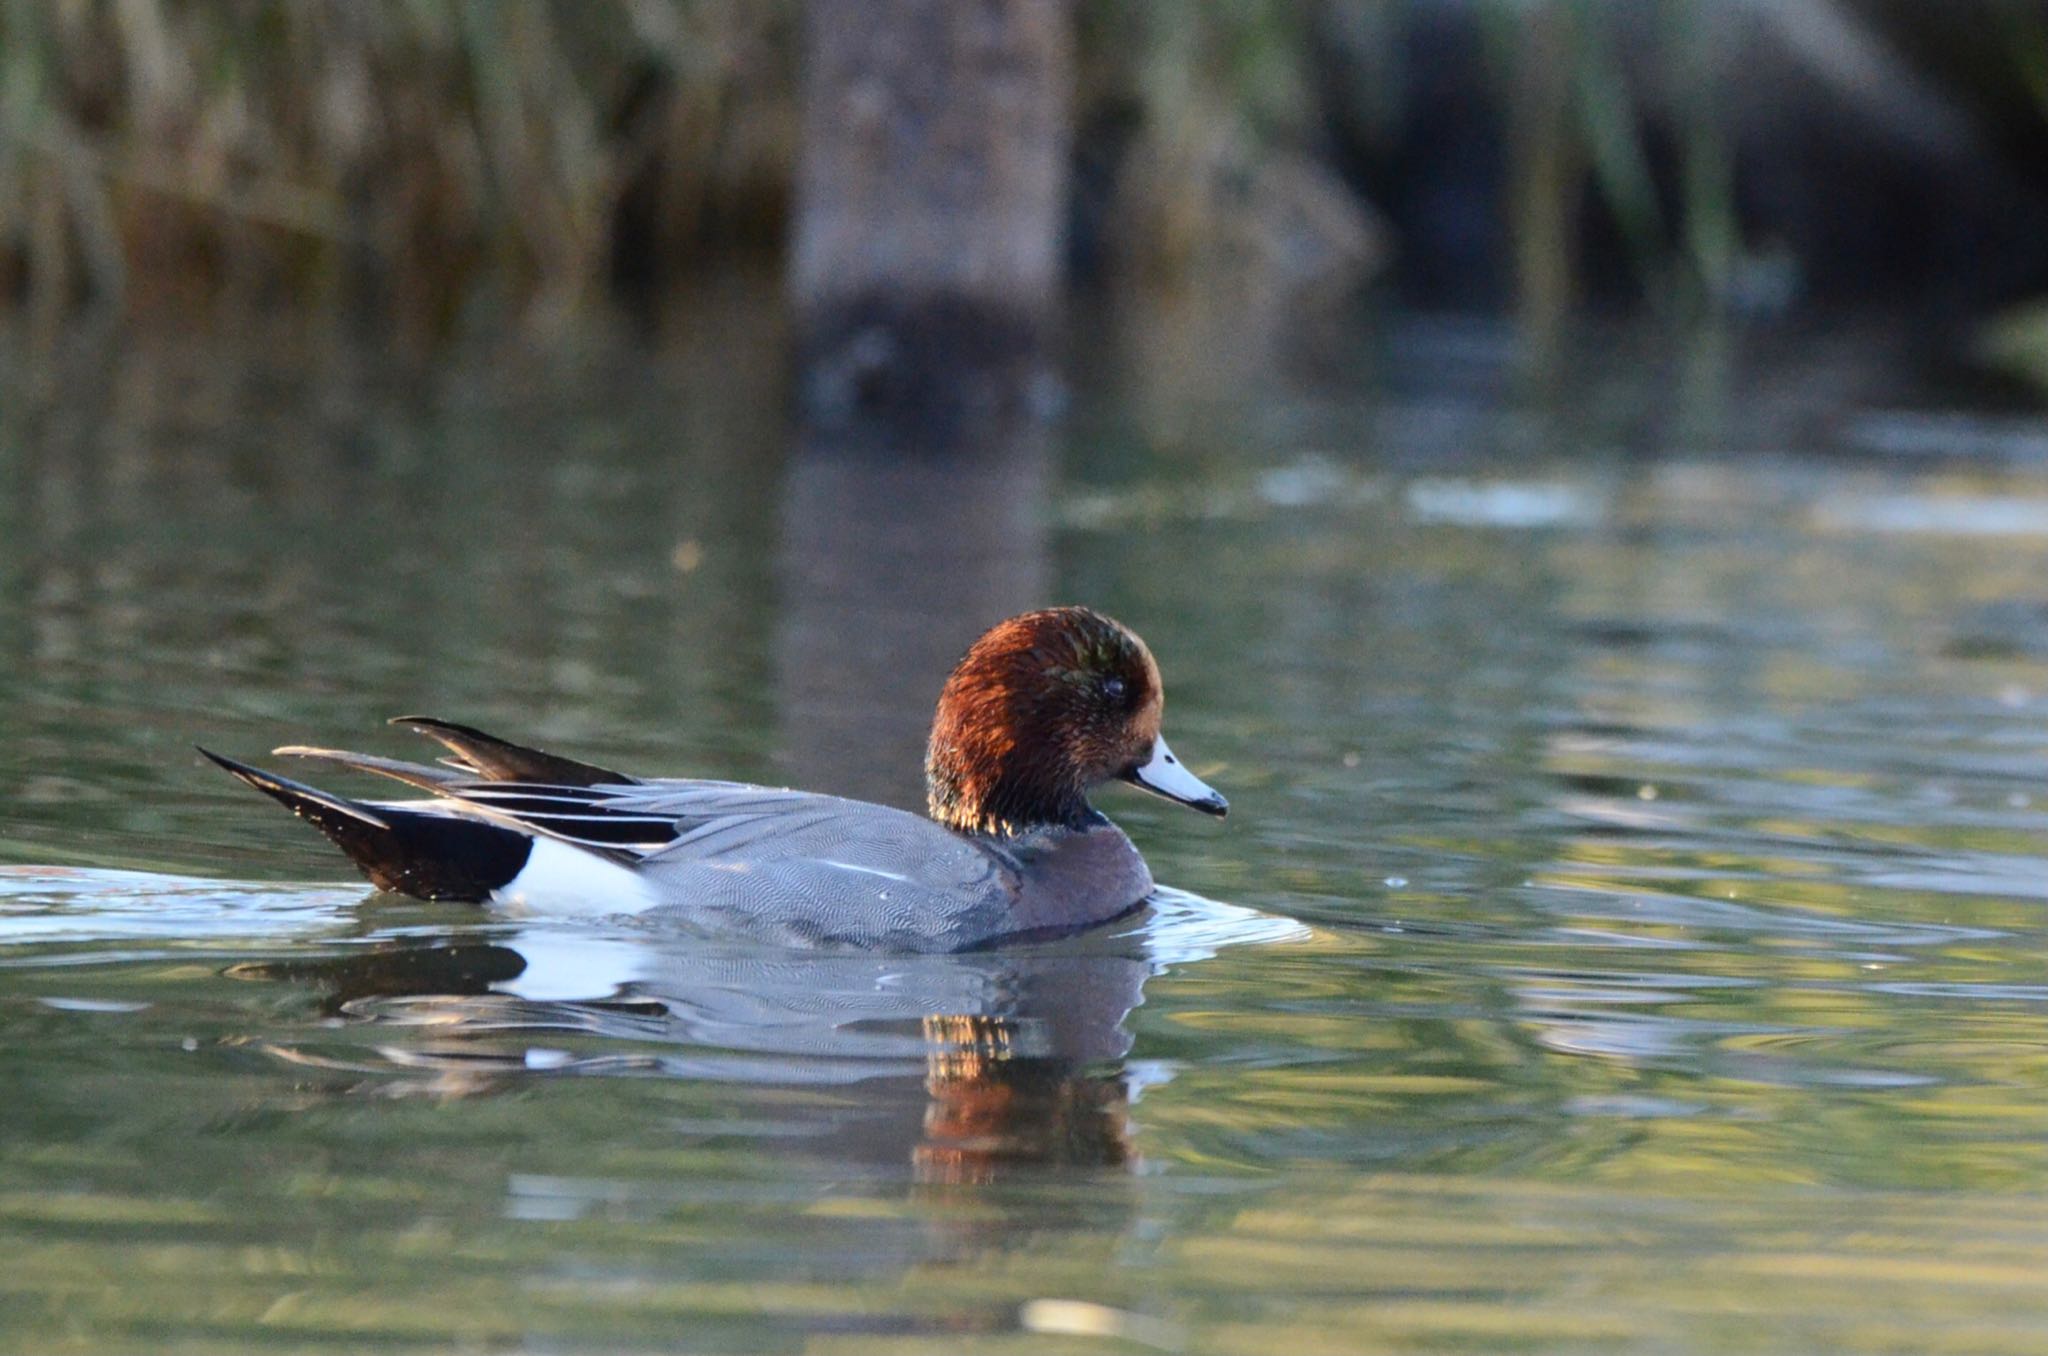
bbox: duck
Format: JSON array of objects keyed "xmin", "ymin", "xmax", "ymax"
[{"xmin": 200, "ymin": 607, "xmax": 1227, "ymax": 952}]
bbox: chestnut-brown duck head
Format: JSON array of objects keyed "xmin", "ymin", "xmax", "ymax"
[{"xmin": 924, "ymin": 607, "xmax": 1227, "ymax": 836}]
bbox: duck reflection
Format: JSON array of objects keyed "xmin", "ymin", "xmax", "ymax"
[
  {"xmin": 230, "ymin": 922, "xmax": 1150, "ymax": 1181},
  {"xmin": 917, "ymin": 1012, "xmax": 1131, "ymax": 1183}
]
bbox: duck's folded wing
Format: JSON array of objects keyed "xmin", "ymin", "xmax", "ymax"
[
  {"xmin": 274, "ymin": 744, "xmax": 974, "ymax": 870},
  {"xmin": 573, "ymin": 782, "xmax": 998, "ymax": 882},
  {"xmin": 441, "ymin": 782, "xmax": 731, "ymax": 853},
  {"xmin": 273, "ymin": 746, "xmax": 677, "ymax": 857},
  {"xmin": 387, "ymin": 716, "xmax": 639, "ymax": 787},
  {"xmin": 490, "ymin": 781, "xmax": 1020, "ymax": 947},
  {"xmin": 613, "ymin": 787, "xmax": 1021, "ymax": 948},
  {"xmin": 268, "ymin": 750, "xmax": 1021, "ymax": 945}
]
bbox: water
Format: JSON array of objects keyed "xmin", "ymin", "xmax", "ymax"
[{"xmin": 8, "ymin": 311, "xmax": 2048, "ymax": 1352}]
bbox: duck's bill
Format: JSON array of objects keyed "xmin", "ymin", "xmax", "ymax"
[{"xmin": 1119, "ymin": 737, "xmax": 1228, "ymax": 817}]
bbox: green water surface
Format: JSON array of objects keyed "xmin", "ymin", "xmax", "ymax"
[{"xmin": 7, "ymin": 314, "xmax": 2048, "ymax": 1353}]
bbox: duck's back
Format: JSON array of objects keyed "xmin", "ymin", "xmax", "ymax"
[{"xmin": 568, "ymin": 781, "xmax": 1152, "ymax": 951}]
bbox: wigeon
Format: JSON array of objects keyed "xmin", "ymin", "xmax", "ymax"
[{"xmin": 201, "ymin": 607, "xmax": 1226, "ymax": 951}]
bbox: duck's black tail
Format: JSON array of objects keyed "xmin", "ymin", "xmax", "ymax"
[{"xmin": 199, "ymin": 748, "xmax": 532, "ymax": 903}]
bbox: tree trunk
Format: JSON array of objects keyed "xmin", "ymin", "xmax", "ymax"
[{"xmin": 790, "ymin": 0, "xmax": 1073, "ymax": 426}]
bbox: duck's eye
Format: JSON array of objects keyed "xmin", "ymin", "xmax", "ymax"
[{"xmin": 1101, "ymin": 677, "xmax": 1127, "ymax": 703}]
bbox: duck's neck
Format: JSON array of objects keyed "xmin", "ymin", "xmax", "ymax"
[{"xmin": 925, "ymin": 755, "xmax": 1096, "ymax": 837}]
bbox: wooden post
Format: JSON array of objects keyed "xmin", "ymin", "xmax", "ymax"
[{"xmin": 790, "ymin": 0, "xmax": 1073, "ymax": 425}]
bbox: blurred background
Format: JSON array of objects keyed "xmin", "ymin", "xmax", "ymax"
[{"xmin": 9, "ymin": 0, "xmax": 2048, "ymax": 393}]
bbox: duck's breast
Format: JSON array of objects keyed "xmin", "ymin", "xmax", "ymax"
[{"xmin": 996, "ymin": 821, "xmax": 1154, "ymax": 941}]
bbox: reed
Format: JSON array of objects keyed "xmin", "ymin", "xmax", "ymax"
[
  {"xmin": 4, "ymin": 1, "xmax": 2042, "ymax": 339},
  {"xmin": 0, "ymin": 0, "xmax": 799, "ymax": 338}
]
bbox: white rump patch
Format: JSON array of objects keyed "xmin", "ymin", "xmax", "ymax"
[{"xmin": 491, "ymin": 838, "xmax": 660, "ymax": 917}]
